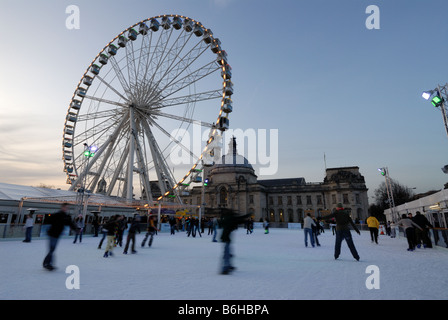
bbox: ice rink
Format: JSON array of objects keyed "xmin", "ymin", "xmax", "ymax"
[{"xmin": 1, "ymin": 227, "xmax": 447, "ymax": 300}]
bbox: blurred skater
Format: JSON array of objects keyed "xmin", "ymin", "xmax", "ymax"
[
  {"xmin": 219, "ymin": 209, "xmax": 250, "ymax": 274},
  {"xmin": 123, "ymin": 215, "xmax": 141, "ymax": 254},
  {"xmin": 104, "ymin": 215, "xmax": 118, "ymax": 258},
  {"xmin": 43, "ymin": 203, "xmax": 77, "ymax": 270},
  {"xmin": 142, "ymin": 216, "xmax": 157, "ymax": 247}
]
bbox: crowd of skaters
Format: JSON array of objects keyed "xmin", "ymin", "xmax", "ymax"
[{"xmin": 21, "ymin": 201, "xmax": 439, "ymax": 274}]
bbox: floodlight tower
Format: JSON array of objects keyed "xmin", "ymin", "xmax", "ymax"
[
  {"xmin": 422, "ymin": 84, "xmax": 448, "ymax": 173},
  {"xmin": 378, "ymin": 167, "xmax": 397, "ymax": 221},
  {"xmin": 422, "ymin": 84, "xmax": 448, "ymax": 139}
]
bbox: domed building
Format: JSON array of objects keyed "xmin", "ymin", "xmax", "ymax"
[{"xmin": 184, "ymin": 137, "xmax": 369, "ymax": 224}]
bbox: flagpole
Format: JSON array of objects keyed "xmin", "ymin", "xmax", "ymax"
[{"xmin": 324, "ymin": 152, "xmax": 327, "ymax": 171}]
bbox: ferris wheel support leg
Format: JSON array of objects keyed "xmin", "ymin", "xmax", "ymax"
[
  {"xmin": 87, "ymin": 135, "xmax": 117, "ymax": 193},
  {"xmin": 126, "ymin": 107, "xmax": 136, "ymax": 201},
  {"xmin": 132, "ymin": 127, "xmax": 154, "ymax": 204},
  {"xmin": 106, "ymin": 140, "xmax": 130, "ymax": 196},
  {"xmin": 69, "ymin": 116, "xmax": 128, "ymax": 191},
  {"xmin": 141, "ymin": 119, "xmax": 168, "ymax": 196}
]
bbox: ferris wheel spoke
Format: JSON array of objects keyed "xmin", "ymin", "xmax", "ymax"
[
  {"xmin": 138, "ymin": 27, "xmax": 170, "ymax": 90},
  {"xmin": 125, "ymin": 40, "xmax": 138, "ymax": 98},
  {"xmin": 138, "ymin": 31, "xmax": 195, "ymax": 105},
  {"xmin": 110, "ymin": 56, "xmax": 133, "ymax": 99},
  {"xmin": 153, "ymin": 34, "xmax": 209, "ymax": 92},
  {"xmin": 96, "ymin": 74, "xmax": 129, "ymax": 102},
  {"xmin": 151, "ymin": 110, "xmax": 215, "ymax": 128},
  {"xmin": 83, "ymin": 95, "xmax": 128, "ymax": 108},
  {"xmin": 135, "ymin": 31, "xmax": 153, "ymax": 84},
  {"xmin": 73, "ymin": 115, "xmax": 122, "ymax": 142},
  {"xmin": 151, "ymin": 118, "xmax": 199, "ymax": 162},
  {"xmin": 133, "ymin": 33, "xmax": 153, "ymax": 105},
  {"xmin": 139, "ymin": 28, "xmax": 176, "ymax": 100},
  {"xmin": 149, "ymin": 61, "xmax": 220, "ymax": 105},
  {"xmin": 152, "ymin": 89, "xmax": 222, "ymax": 109},
  {"xmin": 77, "ymin": 109, "xmax": 122, "ymax": 122}
]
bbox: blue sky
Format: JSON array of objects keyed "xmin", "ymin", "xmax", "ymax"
[{"xmin": 1, "ymin": 0, "xmax": 448, "ymax": 203}]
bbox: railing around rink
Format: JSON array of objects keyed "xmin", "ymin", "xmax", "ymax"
[
  {"xmin": 0, "ymin": 223, "xmax": 97, "ymax": 240},
  {"xmin": 2, "ymin": 222, "xmax": 448, "ymax": 248}
]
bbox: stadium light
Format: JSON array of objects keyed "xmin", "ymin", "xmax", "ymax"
[{"xmin": 422, "ymin": 91, "xmax": 431, "ymax": 100}]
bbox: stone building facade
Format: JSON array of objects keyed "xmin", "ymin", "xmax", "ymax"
[{"xmin": 184, "ymin": 138, "xmax": 369, "ymax": 223}]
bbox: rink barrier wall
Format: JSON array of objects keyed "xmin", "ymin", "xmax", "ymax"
[{"xmin": 1, "ymin": 223, "xmax": 448, "ymax": 249}]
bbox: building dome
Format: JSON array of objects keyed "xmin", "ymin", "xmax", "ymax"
[{"xmin": 214, "ymin": 137, "xmax": 253, "ymax": 170}]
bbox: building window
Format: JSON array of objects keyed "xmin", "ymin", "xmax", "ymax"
[
  {"xmin": 269, "ymin": 197, "xmax": 273, "ymax": 205},
  {"xmin": 297, "ymin": 209, "xmax": 304, "ymax": 222},
  {"xmin": 279, "ymin": 209, "xmax": 284, "ymax": 222},
  {"xmin": 343, "ymin": 193, "xmax": 349, "ymax": 204},
  {"xmin": 355, "ymin": 194, "xmax": 360, "ymax": 204},
  {"xmin": 287, "ymin": 196, "xmax": 292, "ymax": 205},
  {"xmin": 306, "ymin": 196, "xmax": 312, "ymax": 205},
  {"xmin": 297, "ymin": 196, "xmax": 302, "ymax": 205},
  {"xmin": 249, "ymin": 195, "xmax": 254, "ymax": 204},
  {"xmin": 332, "ymin": 194, "xmax": 336, "ymax": 204},
  {"xmin": 269, "ymin": 209, "xmax": 275, "ymax": 222},
  {"xmin": 219, "ymin": 188, "xmax": 228, "ymax": 205},
  {"xmin": 317, "ymin": 195, "xmax": 322, "ymax": 205},
  {"xmin": 278, "ymin": 196, "xmax": 283, "ymax": 205},
  {"xmin": 287, "ymin": 209, "xmax": 294, "ymax": 222}
]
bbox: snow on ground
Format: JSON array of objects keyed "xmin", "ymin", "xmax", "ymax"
[{"xmin": 0, "ymin": 228, "xmax": 447, "ymax": 300}]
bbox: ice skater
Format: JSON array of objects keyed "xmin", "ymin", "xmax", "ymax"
[
  {"xmin": 219, "ymin": 209, "xmax": 250, "ymax": 274},
  {"xmin": 73, "ymin": 214, "xmax": 84, "ymax": 243},
  {"xmin": 397, "ymin": 214, "xmax": 422, "ymax": 251},
  {"xmin": 303, "ymin": 213, "xmax": 316, "ymax": 247},
  {"xmin": 263, "ymin": 218, "xmax": 270, "ymax": 234},
  {"xmin": 22, "ymin": 210, "xmax": 35, "ymax": 243},
  {"xmin": 413, "ymin": 211, "xmax": 433, "ymax": 248},
  {"xmin": 323, "ymin": 203, "xmax": 360, "ymax": 261},
  {"xmin": 43, "ymin": 203, "xmax": 77, "ymax": 270},
  {"xmin": 142, "ymin": 215, "xmax": 157, "ymax": 247},
  {"xmin": 123, "ymin": 214, "xmax": 141, "ymax": 254},
  {"xmin": 212, "ymin": 217, "xmax": 219, "ymax": 242},
  {"xmin": 103, "ymin": 215, "xmax": 118, "ymax": 257},
  {"xmin": 366, "ymin": 213, "xmax": 380, "ymax": 244}
]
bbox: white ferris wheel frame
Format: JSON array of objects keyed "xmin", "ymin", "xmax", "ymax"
[{"xmin": 62, "ymin": 14, "xmax": 233, "ymax": 204}]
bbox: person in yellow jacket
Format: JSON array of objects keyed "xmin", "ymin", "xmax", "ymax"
[{"xmin": 366, "ymin": 214, "xmax": 380, "ymax": 244}]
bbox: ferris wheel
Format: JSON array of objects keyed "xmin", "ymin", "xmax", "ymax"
[{"xmin": 62, "ymin": 14, "xmax": 233, "ymax": 203}]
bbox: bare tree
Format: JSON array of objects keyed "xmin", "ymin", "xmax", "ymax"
[
  {"xmin": 35, "ymin": 183, "xmax": 55, "ymax": 189},
  {"xmin": 373, "ymin": 179, "xmax": 415, "ymax": 209}
]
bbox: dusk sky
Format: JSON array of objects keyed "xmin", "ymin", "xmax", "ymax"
[{"xmin": 1, "ymin": 0, "xmax": 448, "ymax": 203}]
